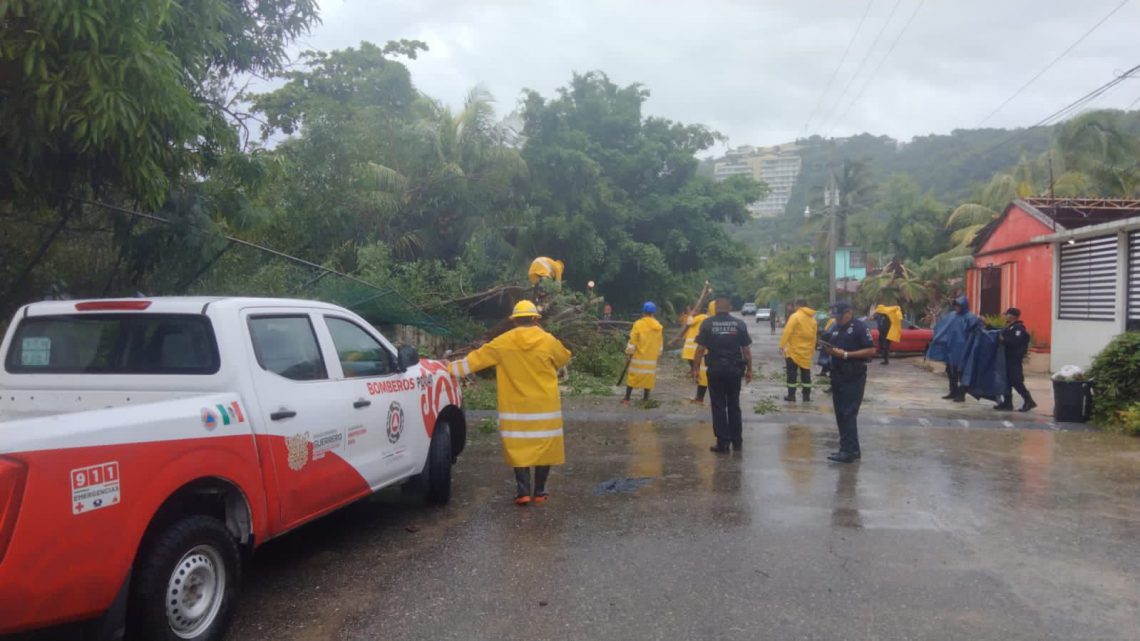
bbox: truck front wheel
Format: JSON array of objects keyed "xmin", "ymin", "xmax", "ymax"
[
  {"xmin": 129, "ymin": 515, "xmax": 241, "ymax": 641},
  {"xmin": 425, "ymin": 421, "xmax": 453, "ymax": 505}
]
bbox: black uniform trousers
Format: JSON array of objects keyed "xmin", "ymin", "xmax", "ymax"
[
  {"xmin": 832, "ymin": 366, "xmax": 867, "ymax": 454},
  {"xmin": 947, "ymin": 364, "xmax": 963, "ymax": 398},
  {"xmin": 708, "ymin": 372, "xmax": 744, "ymax": 447},
  {"xmin": 1005, "ymin": 358, "xmax": 1033, "ymax": 404},
  {"xmin": 785, "ymin": 358, "xmax": 811, "ymax": 399},
  {"xmin": 879, "ymin": 338, "xmax": 891, "ymax": 363}
]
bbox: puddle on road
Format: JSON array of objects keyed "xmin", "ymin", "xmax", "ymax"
[{"xmin": 594, "ymin": 476, "xmax": 657, "ymax": 495}]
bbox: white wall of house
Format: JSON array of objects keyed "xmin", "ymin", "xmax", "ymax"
[
  {"xmin": 1050, "ymin": 319, "xmax": 1121, "ymax": 371},
  {"xmin": 1048, "ymin": 228, "xmax": 1134, "ymax": 372}
]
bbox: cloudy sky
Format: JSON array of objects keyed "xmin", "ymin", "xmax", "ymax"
[{"xmin": 293, "ymin": 0, "xmax": 1140, "ymax": 150}]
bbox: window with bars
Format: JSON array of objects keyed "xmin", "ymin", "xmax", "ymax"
[
  {"xmin": 1058, "ymin": 235, "xmax": 1118, "ymax": 321},
  {"xmin": 1128, "ymin": 231, "xmax": 1140, "ymax": 331}
]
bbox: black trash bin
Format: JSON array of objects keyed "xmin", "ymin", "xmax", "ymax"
[{"xmin": 1053, "ymin": 380, "xmax": 1093, "ymax": 422}]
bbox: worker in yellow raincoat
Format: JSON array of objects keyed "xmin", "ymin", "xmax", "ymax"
[
  {"xmin": 682, "ymin": 301, "xmax": 715, "ymax": 404},
  {"xmin": 623, "ymin": 302, "xmax": 664, "ymax": 405},
  {"xmin": 449, "ymin": 300, "xmax": 572, "ymax": 506},
  {"xmin": 528, "ymin": 257, "xmax": 565, "ymax": 286},
  {"xmin": 873, "ymin": 304, "xmax": 903, "ymax": 365},
  {"xmin": 779, "ymin": 299, "xmax": 818, "ymax": 403}
]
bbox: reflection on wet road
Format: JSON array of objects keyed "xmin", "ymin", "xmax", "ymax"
[{"xmin": 228, "ymin": 420, "xmax": 1140, "ymax": 641}]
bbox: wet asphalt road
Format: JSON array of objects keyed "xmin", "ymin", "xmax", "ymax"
[{"xmin": 228, "ymin": 419, "xmax": 1140, "ymax": 638}]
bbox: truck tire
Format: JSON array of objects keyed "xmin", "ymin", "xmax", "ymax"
[
  {"xmin": 129, "ymin": 515, "xmax": 241, "ymax": 641},
  {"xmin": 425, "ymin": 421, "xmax": 453, "ymax": 505}
]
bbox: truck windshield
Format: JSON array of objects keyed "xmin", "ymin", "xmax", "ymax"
[{"xmin": 4, "ymin": 314, "xmax": 220, "ymax": 375}]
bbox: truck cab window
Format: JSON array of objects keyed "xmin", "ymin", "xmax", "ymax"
[
  {"xmin": 324, "ymin": 317, "xmax": 394, "ymax": 378},
  {"xmin": 248, "ymin": 316, "xmax": 327, "ymax": 381}
]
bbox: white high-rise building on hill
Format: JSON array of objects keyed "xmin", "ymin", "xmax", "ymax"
[{"xmin": 712, "ymin": 143, "xmax": 802, "ymax": 218}]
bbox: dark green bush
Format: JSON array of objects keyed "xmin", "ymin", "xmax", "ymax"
[
  {"xmin": 1088, "ymin": 332, "xmax": 1140, "ymax": 433},
  {"xmin": 568, "ymin": 332, "xmax": 627, "ymax": 380}
]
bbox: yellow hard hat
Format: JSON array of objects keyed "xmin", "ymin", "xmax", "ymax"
[{"xmin": 510, "ymin": 300, "xmax": 542, "ymax": 319}]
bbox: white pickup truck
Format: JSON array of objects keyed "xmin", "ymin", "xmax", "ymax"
[{"xmin": 0, "ymin": 297, "xmax": 465, "ymax": 641}]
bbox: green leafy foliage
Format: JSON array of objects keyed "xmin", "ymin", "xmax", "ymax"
[
  {"xmin": 564, "ymin": 370, "xmax": 615, "ymax": 397},
  {"xmin": 0, "ymin": 0, "xmax": 319, "ymax": 207},
  {"xmin": 1088, "ymin": 332, "xmax": 1140, "ymax": 432},
  {"xmin": 461, "ymin": 380, "xmax": 498, "ymax": 411},
  {"xmin": 754, "ymin": 398, "xmax": 781, "ymax": 415},
  {"xmin": 752, "ymin": 246, "xmax": 828, "ymax": 308},
  {"xmin": 1111, "ymin": 403, "xmax": 1140, "ymax": 436},
  {"xmin": 567, "ymin": 332, "xmax": 627, "ymax": 381},
  {"xmin": 850, "ymin": 174, "xmax": 949, "ymax": 262},
  {"xmin": 477, "ymin": 416, "xmax": 498, "ymax": 435},
  {"xmin": 519, "ymin": 72, "xmax": 764, "ymax": 307}
]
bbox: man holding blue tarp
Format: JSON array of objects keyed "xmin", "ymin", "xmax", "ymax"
[
  {"xmin": 928, "ymin": 296, "xmax": 981, "ymax": 403},
  {"xmin": 959, "ymin": 325, "xmax": 1007, "ymax": 401}
]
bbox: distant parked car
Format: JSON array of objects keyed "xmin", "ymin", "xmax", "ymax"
[
  {"xmin": 863, "ymin": 316, "xmax": 934, "ymax": 353},
  {"xmin": 754, "ymin": 308, "xmax": 771, "ymax": 323},
  {"xmin": 741, "ymin": 302, "xmax": 757, "ymax": 315}
]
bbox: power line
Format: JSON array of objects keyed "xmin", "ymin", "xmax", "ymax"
[
  {"xmin": 832, "ymin": 0, "xmax": 927, "ymax": 132},
  {"xmin": 1126, "ymin": 92, "xmax": 1140, "ymax": 110},
  {"xmin": 977, "ymin": 0, "xmax": 1132, "ymax": 127},
  {"xmin": 1036, "ymin": 64, "xmax": 1140, "ymax": 126},
  {"xmin": 801, "ymin": 0, "xmax": 875, "ymax": 135},
  {"xmin": 820, "ymin": 0, "xmax": 904, "ymax": 136},
  {"xmin": 975, "ymin": 63, "xmax": 1140, "ymax": 160},
  {"xmin": 68, "ymin": 197, "xmax": 450, "ymax": 333}
]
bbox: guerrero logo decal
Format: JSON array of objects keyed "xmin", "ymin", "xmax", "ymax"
[
  {"xmin": 286, "ymin": 432, "xmax": 311, "ymax": 471},
  {"xmin": 387, "ymin": 402, "xmax": 405, "ymax": 444}
]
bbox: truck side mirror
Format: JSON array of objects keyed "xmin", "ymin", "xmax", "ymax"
[{"xmin": 397, "ymin": 345, "xmax": 420, "ymax": 371}]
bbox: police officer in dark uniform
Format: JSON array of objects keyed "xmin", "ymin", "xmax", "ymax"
[
  {"xmin": 994, "ymin": 307, "xmax": 1037, "ymax": 412},
  {"xmin": 822, "ymin": 301, "xmax": 876, "ymax": 463},
  {"xmin": 692, "ymin": 294, "xmax": 753, "ymax": 454}
]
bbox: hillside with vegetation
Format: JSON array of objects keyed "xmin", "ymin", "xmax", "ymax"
[{"xmin": 738, "ymin": 109, "xmax": 1140, "ymax": 324}]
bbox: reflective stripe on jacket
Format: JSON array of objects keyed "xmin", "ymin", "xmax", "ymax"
[
  {"xmin": 626, "ymin": 316, "xmax": 663, "ymax": 390},
  {"xmin": 449, "ymin": 325, "xmax": 571, "ymax": 466},
  {"xmin": 681, "ymin": 313, "xmax": 708, "ymax": 360}
]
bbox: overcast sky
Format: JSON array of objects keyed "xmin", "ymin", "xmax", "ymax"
[{"xmin": 294, "ymin": 0, "xmax": 1140, "ymax": 151}]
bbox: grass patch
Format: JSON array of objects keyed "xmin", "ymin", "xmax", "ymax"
[
  {"xmin": 477, "ymin": 416, "xmax": 498, "ymax": 435},
  {"xmin": 637, "ymin": 398, "xmax": 661, "ymax": 410},
  {"xmin": 462, "ymin": 380, "xmax": 498, "ymax": 410},
  {"xmin": 564, "ymin": 370, "xmax": 616, "ymax": 396},
  {"xmin": 754, "ymin": 398, "xmax": 781, "ymax": 415}
]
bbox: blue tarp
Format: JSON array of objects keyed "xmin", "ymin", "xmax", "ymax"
[
  {"xmin": 927, "ymin": 296, "xmax": 980, "ymax": 368},
  {"xmin": 959, "ymin": 328, "xmax": 1007, "ymax": 400}
]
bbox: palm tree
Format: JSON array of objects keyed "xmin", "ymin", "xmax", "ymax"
[
  {"xmin": 1053, "ymin": 110, "xmax": 1140, "ymax": 197},
  {"xmin": 357, "ymin": 86, "xmax": 529, "ymax": 260}
]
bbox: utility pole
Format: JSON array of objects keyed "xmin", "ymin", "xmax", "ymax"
[{"xmin": 825, "ymin": 174, "xmax": 839, "ymax": 305}]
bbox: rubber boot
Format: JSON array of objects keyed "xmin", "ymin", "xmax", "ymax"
[
  {"xmin": 513, "ymin": 467, "xmax": 532, "ymax": 505},
  {"xmin": 534, "ymin": 466, "xmax": 551, "ymax": 503}
]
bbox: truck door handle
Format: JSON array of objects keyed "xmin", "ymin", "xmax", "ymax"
[
  {"xmin": 353, "ymin": 400, "xmax": 372, "ymax": 409},
  {"xmin": 270, "ymin": 410, "xmax": 297, "ymax": 421}
]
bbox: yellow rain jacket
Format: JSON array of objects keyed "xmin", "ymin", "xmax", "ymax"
[
  {"xmin": 450, "ymin": 326, "xmax": 572, "ymax": 467},
  {"xmin": 528, "ymin": 257, "xmax": 565, "ymax": 285},
  {"xmin": 780, "ymin": 306, "xmax": 818, "ymax": 369},
  {"xmin": 681, "ymin": 302, "xmax": 715, "ymax": 361},
  {"xmin": 625, "ymin": 316, "xmax": 664, "ymax": 390},
  {"xmin": 875, "ymin": 304, "xmax": 903, "ymax": 343}
]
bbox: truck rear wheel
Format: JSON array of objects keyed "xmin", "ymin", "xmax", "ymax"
[
  {"xmin": 129, "ymin": 515, "xmax": 241, "ymax": 641},
  {"xmin": 425, "ymin": 421, "xmax": 453, "ymax": 505}
]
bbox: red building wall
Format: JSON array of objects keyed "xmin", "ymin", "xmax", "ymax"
[{"xmin": 966, "ymin": 205, "xmax": 1056, "ymax": 349}]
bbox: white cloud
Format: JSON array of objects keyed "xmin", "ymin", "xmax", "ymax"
[{"xmin": 295, "ymin": 0, "xmax": 1140, "ymax": 146}]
